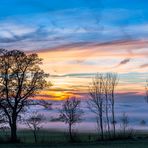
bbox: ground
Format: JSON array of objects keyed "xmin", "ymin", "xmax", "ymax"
[
  {"xmin": 0, "ymin": 130, "xmax": 148, "ymax": 148},
  {"xmin": 1, "ymin": 141, "xmax": 148, "ymax": 148}
]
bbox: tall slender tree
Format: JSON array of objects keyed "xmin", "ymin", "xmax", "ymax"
[
  {"xmin": 109, "ymin": 73, "xmax": 118, "ymax": 138},
  {"xmin": 103, "ymin": 73, "xmax": 112, "ymax": 137},
  {"xmin": 88, "ymin": 73, "xmax": 104, "ymax": 140}
]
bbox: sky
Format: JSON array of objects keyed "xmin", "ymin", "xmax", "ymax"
[{"xmin": 0, "ymin": 0, "xmax": 147, "ymax": 100}]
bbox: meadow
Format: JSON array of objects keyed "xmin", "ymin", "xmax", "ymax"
[{"xmin": 1, "ymin": 130, "xmax": 148, "ymax": 148}]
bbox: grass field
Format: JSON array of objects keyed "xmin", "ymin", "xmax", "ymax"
[
  {"xmin": 1, "ymin": 140, "xmax": 148, "ymax": 148},
  {"xmin": 0, "ymin": 130, "xmax": 148, "ymax": 148}
]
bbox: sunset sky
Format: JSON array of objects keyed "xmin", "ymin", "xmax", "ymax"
[{"xmin": 0, "ymin": 0, "xmax": 147, "ymax": 100}]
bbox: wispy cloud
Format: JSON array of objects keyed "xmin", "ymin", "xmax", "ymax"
[
  {"xmin": 0, "ymin": 6, "xmax": 148, "ymax": 51},
  {"xmin": 139, "ymin": 63, "xmax": 148, "ymax": 68},
  {"xmin": 118, "ymin": 58, "xmax": 131, "ymax": 66}
]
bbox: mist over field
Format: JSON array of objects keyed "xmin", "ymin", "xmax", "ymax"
[{"xmin": 19, "ymin": 93, "xmax": 148, "ymax": 132}]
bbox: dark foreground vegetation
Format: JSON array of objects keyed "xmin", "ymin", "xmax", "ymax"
[{"xmin": 0, "ymin": 130, "xmax": 148, "ymax": 148}]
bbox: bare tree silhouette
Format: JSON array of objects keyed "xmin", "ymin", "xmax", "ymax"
[
  {"xmin": 88, "ymin": 73, "xmax": 118, "ymax": 140},
  {"xmin": 88, "ymin": 73, "xmax": 104, "ymax": 140},
  {"xmin": 26, "ymin": 112, "xmax": 44, "ymax": 143},
  {"xmin": 103, "ymin": 73, "xmax": 112, "ymax": 137},
  {"xmin": 109, "ymin": 73, "xmax": 118, "ymax": 138},
  {"xmin": 59, "ymin": 97, "xmax": 83, "ymax": 142},
  {"xmin": 120, "ymin": 112, "xmax": 129, "ymax": 135}
]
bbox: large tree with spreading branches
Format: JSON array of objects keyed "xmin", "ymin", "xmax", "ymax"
[{"xmin": 0, "ymin": 49, "xmax": 49, "ymax": 142}]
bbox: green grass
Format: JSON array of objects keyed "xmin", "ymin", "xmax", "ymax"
[
  {"xmin": 0, "ymin": 130, "xmax": 148, "ymax": 147},
  {"xmin": 0, "ymin": 130, "xmax": 100, "ymax": 143},
  {"xmin": 1, "ymin": 140, "xmax": 148, "ymax": 148}
]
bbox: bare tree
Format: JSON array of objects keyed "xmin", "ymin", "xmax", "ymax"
[
  {"xmin": 88, "ymin": 73, "xmax": 104, "ymax": 140},
  {"xmin": 88, "ymin": 73, "xmax": 118, "ymax": 140},
  {"xmin": 59, "ymin": 97, "xmax": 83, "ymax": 142},
  {"xmin": 109, "ymin": 73, "xmax": 118, "ymax": 137},
  {"xmin": 103, "ymin": 73, "xmax": 111, "ymax": 137},
  {"xmin": 120, "ymin": 112, "xmax": 129, "ymax": 135},
  {"xmin": 0, "ymin": 49, "xmax": 49, "ymax": 142},
  {"xmin": 26, "ymin": 112, "xmax": 44, "ymax": 143}
]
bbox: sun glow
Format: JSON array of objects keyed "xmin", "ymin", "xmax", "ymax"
[{"xmin": 54, "ymin": 91, "xmax": 68, "ymax": 100}]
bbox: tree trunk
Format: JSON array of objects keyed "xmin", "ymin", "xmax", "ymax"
[
  {"xmin": 33, "ymin": 130, "xmax": 37, "ymax": 143},
  {"xmin": 69, "ymin": 123, "xmax": 73, "ymax": 142},
  {"xmin": 112, "ymin": 93, "xmax": 116, "ymax": 138},
  {"xmin": 98, "ymin": 105, "xmax": 104, "ymax": 141},
  {"xmin": 100, "ymin": 113, "xmax": 104, "ymax": 140},
  {"xmin": 112, "ymin": 108, "xmax": 115, "ymax": 138},
  {"xmin": 105, "ymin": 96, "xmax": 110, "ymax": 137},
  {"xmin": 10, "ymin": 122, "xmax": 17, "ymax": 142},
  {"xmin": 10, "ymin": 113, "xmax": 18, "ymax": 143}
]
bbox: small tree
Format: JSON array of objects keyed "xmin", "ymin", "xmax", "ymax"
[
  {"xmin": 26, "ymin": 112, "xmax": 44, "ymax": 143},
  {"xmin": 59, "ymin": 97, "xmax": 83, "ymax": 142},
  {"xmin": 140, "ymin": 120, "xmax": 146, "ymax": 126},
  {"xmin": 120, "ymin": 112, "xmax": 129, "ymax": 135}
]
